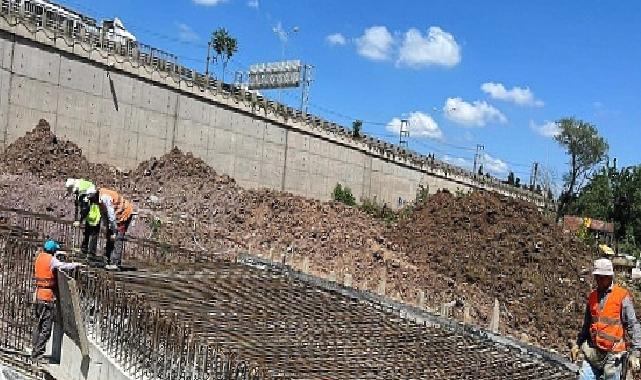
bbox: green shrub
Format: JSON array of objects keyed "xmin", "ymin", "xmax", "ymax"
[
  {"xmin": 360, "ymin": 197, "xmax": 397, "ymax": 223},
  {"xmin": 332, "ymin": 184, "xmax": 356, "ymax": 206}
]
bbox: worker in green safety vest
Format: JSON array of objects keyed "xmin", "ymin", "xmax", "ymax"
[{"xmin": 65, "ymin": 178, "xmax": 101, "ymax": 257}]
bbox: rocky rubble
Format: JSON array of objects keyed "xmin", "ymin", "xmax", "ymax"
[
  {"xmin": 0, "ymin": 120, "xmax": 118, "ymax": 184},
  {"xmin": 389, "ymin": 191, "xmax": 592, "ymax": 351},
  {"xmin": 0, "ymin": 120, "xmax": 600, "ymax": 355}
]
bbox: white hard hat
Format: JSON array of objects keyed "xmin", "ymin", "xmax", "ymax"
[
  {"xmin": 65, "ymin": 178, "xmax": 77, "ymax": 189},
  {"xmin": 593, "ymin": 258, "xmax": 614, "ymax": 276}
]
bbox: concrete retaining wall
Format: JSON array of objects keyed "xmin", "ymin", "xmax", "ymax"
[{"xmin": 0, "ymin": 21, "xmax": 543, "ymax": 208}]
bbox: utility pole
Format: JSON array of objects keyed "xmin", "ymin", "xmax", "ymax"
[
  {"xmin": 299, "ymin": 64, "xmax": 313, "ymax": 114},
  {"xmin": 473, "ymin": 144, "xmax": 485, "ymax": 175},
  {"xmin": 399, "ymin": 119, "xmax": 409, "ymax": 148},
  {"xmin": 530, "ymin": 162, "xmax": 539, "ymax": 189}
]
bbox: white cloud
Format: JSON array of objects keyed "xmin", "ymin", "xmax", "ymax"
[
  {"xmin": 443, "ymin": 98, "xmax": 507, "ymax": 127},
  {"xmin": 176, "ymin": 23, "xmax": 199, "ymax": 43},
  {"xmin": 481, "ymin": 153, "xmax": 509, "ymax": 176},
  {"xmin": 481, "ymin": 82, "xmax": 544, "ymax": 107},
  {"xmin": 530, "ymin": 120, "xmax": 560, "ymax": 138},
  {"xmin": 326, "ymin": 33, "xmax": 347, "ymax": 46},
  {"xmin": 247, "ymin": 0, "xmax": 259, "ymax": 8},
  {"xmin": 193, "ymin": 0, "xmax": 227, "ymax": 6},
  {"xmin": 442, "ymin": 155, "xmax": 473, "ymax": 170},
  {"xmin": 442, "ymin": 153, "xmax": 509, "ymax": 176},
  {"xmin": 397, "ymin": 26, "xmax": 461, "ymax": 68},
  {"xmin": 386, "ymin": 111, "xmax": 443, "ymax": 140},
  {"xmin": 355, "ymin": 26, "xmax": 394, "ymax": 61}
]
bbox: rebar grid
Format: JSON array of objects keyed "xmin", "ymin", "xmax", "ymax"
[{"xmin": 105, "ymin": 266, "xmax": 576, "ymax": 379}]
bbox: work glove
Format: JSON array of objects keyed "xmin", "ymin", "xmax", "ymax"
[
  {"xmin": 73, "ymin": 221, "xmax": 80, "ymax": 228},
  {"xmin": 570, "ymin": 343, "xmax": 580, "ymax": 362},
  {"xmin": 630, "ymin": 352, "xmax": 640, "ymax": 371}
]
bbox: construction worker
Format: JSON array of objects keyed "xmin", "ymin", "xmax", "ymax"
[
  {"xmin": 93, "ymin": 187, "xmax": 134, "ymax": 270},
  {"xmin": 574, "ymin": 258, "xmax": 641, "ymax": 380},
  {"xmin": 65, "ymin": 178, "xmax": 101, "ymax": 257},
  {"xmin": 31, "ymin": 239, "xmax": 82, "ymax": 361}
]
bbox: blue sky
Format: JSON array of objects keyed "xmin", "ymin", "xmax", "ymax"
[{"xmin": 58, "ymin": 0, "xmax": 641, "ymax": 190}]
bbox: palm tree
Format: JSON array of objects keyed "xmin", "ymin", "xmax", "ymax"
[{"xmin": 212, "ymin": 28, "xmax": 238, "ymax": 82}]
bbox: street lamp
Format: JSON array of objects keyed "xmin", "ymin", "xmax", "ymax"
[
  {"xmin": 274, "ymin": 25, "xmax": 299, "ymax": 60},
  {"xmin": 274, "ymin": 25, "xmax": 299, "ymax": 102}
]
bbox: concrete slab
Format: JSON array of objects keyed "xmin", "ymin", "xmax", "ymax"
[
  {"xmin": 0, "ymin": 69, "xmax": 10, "ymax": 149},
  {"xmin": 12, "ymin": 42, "xmax": 60, "ymax": 84},
  {"xmin": 9, "ymin": 75, "xmax": 58, "ymax": 111},
  {"xmin": 59, "ymin": 57, "xmax": 103, "ymax": 96},
  {"xmin": 0, "ymin": 34, "xmax": 13, "ymax": 70}
]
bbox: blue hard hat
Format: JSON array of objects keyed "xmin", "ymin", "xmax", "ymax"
[{"xmin": 43, "ymin": 239, "xmax": 60, "ymax": 253}]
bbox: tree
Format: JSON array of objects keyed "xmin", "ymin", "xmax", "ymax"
[
  {"xmin": 554, "ymin": 117, "xmax": 609, "ymax": 221},
  {"xmin": 212, "ymin": 28, "xmax": 238, "ymax": 82},
  {"xmin": 352, "ymin": 120, "xmax": 363, "ymax": 139},
  {"xmin": 572, "ymin": 165, "xmax": 641, "ymax": 255}
]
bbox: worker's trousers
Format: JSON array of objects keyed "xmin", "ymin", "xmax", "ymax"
[
  {"xmin": 31, "ymin": 301, "xmax": 54, "ymax": 359},
  {"xmin": 105, "ymin": 216, "xmax": 132, "ymax": 266},
  {"xmin": 578, "ymin": 353, "xmax": 624, "ymax": 380},
  {"xmin": 81, "ymin": 223, "xmax": 100, "ymax": 256}
]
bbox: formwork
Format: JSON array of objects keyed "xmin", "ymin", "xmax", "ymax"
[{"xmin": 0, "ymin": 208, "xmax": 577, "ymax": 379}]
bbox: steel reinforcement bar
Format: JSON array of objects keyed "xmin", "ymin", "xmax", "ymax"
[
  {"xmin": 0, "ymin": 206, "xmax": 220, "ymax": 266},
  {"xmin": 0, "ymin": 222, "xmax": 268, "ymax": 380}
]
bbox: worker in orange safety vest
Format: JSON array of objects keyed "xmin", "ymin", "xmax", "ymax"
[
  {"xmin": 93, "ymin": 188, "xmax": 134, "ymax": 270},
  {"xmin": 574, "ymin": 258, "xmax": 641, "ymax": 380},
  {"xmin": 31, "ymin": 239, "xmax": 82, "ymax": 361}
]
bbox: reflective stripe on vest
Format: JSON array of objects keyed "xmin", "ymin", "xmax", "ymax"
[
  {"xmin": 87, "ymin": 204, "xmax": 101, "ymax": 226},
  {"xmin": 100, "ymin": 188, "xmax": 133, "ymax": 223},
  {"xmin": 34, "ymin": 251, "xmax": 55, "ymax": 302},
  {"xmin": 588, "ymin": 285, "xmax": 628, "ymax": 352}
]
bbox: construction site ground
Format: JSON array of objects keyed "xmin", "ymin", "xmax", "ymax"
[{"xmin": 0, "ymin": 121, "xmax": 610, "ymax": 374}]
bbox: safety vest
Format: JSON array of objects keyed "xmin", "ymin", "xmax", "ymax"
[
  {"xmin": 34, "ymin": 251, "xmax": 55, "ymax": 302},
  {"xmin": 588, "ymin": 285, "xmax": 629, "ymax": 352},
  {"xmin": 87, "ymin": 204, "xmax": 101, "ymax": 226},
  {"xmin": 99, "ymin": 188, "xmax": 133, "ymax": 223}
]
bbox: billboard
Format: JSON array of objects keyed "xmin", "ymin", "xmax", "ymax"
[{"xmin": 248, "ymin": 60, "xmax": 302, "ymax": 90}]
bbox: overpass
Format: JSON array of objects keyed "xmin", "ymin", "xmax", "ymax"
[{"xmin": 0, "ymin": 1, "xmax": 550, "ymax": 209}]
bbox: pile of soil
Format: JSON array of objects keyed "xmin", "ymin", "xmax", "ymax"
[{"xmin": 388, "ymin": 191, "xmax": 592, "ymax": 350}]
